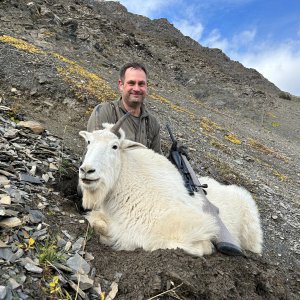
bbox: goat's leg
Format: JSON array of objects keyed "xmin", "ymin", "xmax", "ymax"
[{"xmin": 85, "ymin": 210, "xmax": 110, "ymax": 240}]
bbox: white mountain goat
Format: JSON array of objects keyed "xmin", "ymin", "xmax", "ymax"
[{"xmin": 79, "ymin": 115, "xmax": 263, "ymax": 256}]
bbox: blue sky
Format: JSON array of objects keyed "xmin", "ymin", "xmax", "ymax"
[{"xmin": 118, "ymin": 0, "xmax": 300, "ymax": 96}]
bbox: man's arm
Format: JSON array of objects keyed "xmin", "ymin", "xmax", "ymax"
[
  {"xmin": 151, "ymin": 131, "xmax": 162, "ymax": 154},
  {"xmin": 149, "ymin": 119, "xmax": 162, "ymax": 154}
]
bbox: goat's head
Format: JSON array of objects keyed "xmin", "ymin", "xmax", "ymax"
[
  {"xmin": 79, "ymin": 113, "xmax": 145, "ymax": 193},
  {"xmin": 79, "ymin": 127, "xmax": 122, "ymax": 193}
]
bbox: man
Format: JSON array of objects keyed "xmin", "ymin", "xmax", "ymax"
[
  {"xmin": 87, "ymin": 62, "xmax": 161, "ymax": 153},
  {"xmin": 87, "ymin": 62, "xmax": 242, "ymax": 256}
]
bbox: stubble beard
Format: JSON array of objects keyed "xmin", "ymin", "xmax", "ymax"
[{"xmin": 125, "ymin": 93, "xmax": 144, "ymax": 108}]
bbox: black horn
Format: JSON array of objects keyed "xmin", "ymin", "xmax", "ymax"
[{"xmin": 110, "ymin": 111, "xmax": 131, "ymax": 136}]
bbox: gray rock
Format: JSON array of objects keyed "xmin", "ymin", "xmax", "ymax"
[
  {"xmin": 72, "ymin": 237, "xmax": 85, "ymax": 252},
  {"xmin": 66, "ymin": 253, "xmax": 91, "ymax": 275},
  {"xmin": 57, "ymin": 237, "xmax": 67, "ymax": 249},
  {"xmin": 0, "ymin": 209, "xmax": 18, "ymax": 217},
  {"xmin": 0, "ymin": 195, "xmax": 11, "ymax": 205},
  {"xmin": 0, "ymin": 217, "xmax": 22, "ymax": 228},
  {"xmin": 24, "ymin": 263, "xmax": 43, "ymax": 274},
  {"xmin": 16, "ymin": 291, "xmax": 30, "ymax": 300},
  {"xmin": 28, "ymin": 210, "xmax": 45, "ymax": 224},
  {"xmin": 4, "ymin": 129, "xmax": 19, "ymax": 139},
  {"xmin": 0, "ymin": 286, "xmax": 6, "ymax": 300},
  {"xmin": 0, "ymin": 207, "xmax": 5, "ymax": 216},
  {"xmin": 32, "ymin": 228, "xmax": 48, "ymax": 238},
  {"xmin": 19, "ymin": 173, "xmax": 42, "ymax": 185},
  {"xmin": 70, "ymin": 274, "xmax": 94, "ymax": 290},
  {"xmin": 0, "ymin": 286, "xmax": 11, "ymax": 300},
  {"xmin": 19, "ymin": 257, "xmax": 39, "ymax": 267},
  {"xmin": 0, "ymin": 175, "xmax": 10, "ymax": 186},
  {"xmin": 9, "ymin": 248, "xmax": 24, "ymax": 263},
  {"xmin": 0, "ymin": 248, "xmax": 13, "ymax": 261},
  {"xmin": 7, "ymin": 278, "xmax": 20, "ymax": 290},
  {"xmin": 64, "ymin": 241, "xmax": 72, "ymax": 252},
  {"xmin": 61, "ymin": 230, "xmax": 74, "ymax": 240},
  {"xmin": 8, "ymin": 190, "xmax": 23, "ymax": 204}
]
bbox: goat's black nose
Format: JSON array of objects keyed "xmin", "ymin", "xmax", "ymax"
[{"xmin": 80, "ymin": 166, "xmax": 95, "ymax": 174}]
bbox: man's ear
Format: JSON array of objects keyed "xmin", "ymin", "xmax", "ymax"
[
  {"xmin": 121, "ymin": 139, "xmax": 147, "ymax": 151},
  {"xmin": 118, "ymin": 79, "xmax": 123, "ymax": 92}
]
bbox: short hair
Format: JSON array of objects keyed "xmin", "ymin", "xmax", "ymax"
[{"xmin": 119, "ymin": 62, "xmax": 148, "ymax": 82}]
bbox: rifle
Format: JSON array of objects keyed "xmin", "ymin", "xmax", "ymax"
[{"xmin": 166, "ymin": 124, "xmax": 207, "ymax": 196}]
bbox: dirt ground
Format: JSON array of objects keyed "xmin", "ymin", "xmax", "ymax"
[{"xmin": 50, "ymin": 198, "xmax": 294, "ymax": 300}]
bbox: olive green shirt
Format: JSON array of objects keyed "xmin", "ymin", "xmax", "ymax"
[{"xmin": 87, "ymin": 99, "xmax": 162, "ymax": 154}]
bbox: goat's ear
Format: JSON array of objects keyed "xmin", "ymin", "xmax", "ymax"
[
  {"xmin": 79, "ymin": 131, "xmax": 89, "ymax": 142},
  {"xmin": 121, "ymin": 139, "xmax": 146, "ymax": 151}
]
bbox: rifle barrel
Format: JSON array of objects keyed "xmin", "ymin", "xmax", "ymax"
[{"xmin": 166, "ymin": 124, "xmax": 176, "ymax": 143}]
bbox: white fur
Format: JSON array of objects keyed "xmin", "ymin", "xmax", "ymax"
[
  {"xmin": 201, "ymin": 176, "xmax": 263, "ymax": 254},
  {"xmin": 79, "ymin": 124, "xmax": 263, "ymax": 256}
]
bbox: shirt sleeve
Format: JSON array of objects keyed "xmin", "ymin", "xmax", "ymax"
[{"xmin": 150, "ymin": 121, "xmax": 162, "ymax": 154}]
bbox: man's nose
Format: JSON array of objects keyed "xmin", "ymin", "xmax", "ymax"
[{"xmin": 132, "ymin": 83, "xmax": 141, "ymax": 90}]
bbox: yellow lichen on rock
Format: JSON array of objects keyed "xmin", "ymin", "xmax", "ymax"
[
  {"xmin": 247, "ymin": 138, "xmax": 288, "ymax": 162},
  {"xmin": 272, "ymin": 170, "xmax": 288, "ymax": 182},
  {"xmin": 56, "ymin": 64, "xmax": 118, "ymax": 102},
  {"xmin": 0, "ymin": 35, "xmax": 45, "ymax": 54},
  {"xmin": 224, "ymin": 133, "xmax": 242, "ymax": 145},
  {"xmin": 0, "ymin": 35, "xmax": 117, "ymax": 102},
  {"xmin": 149, "ymin": 93, "xmax": 194, "ymax": 116},
  {"xmin": 200, "ymin": 117, "xmax": 221, "ymax": 133},
  {"xmin": 52, "ymin": 52, "xmax": 118, "ymax": 102}
]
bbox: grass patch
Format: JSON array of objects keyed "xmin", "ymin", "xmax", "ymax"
[{"xmin": 37, "ymin": 239, "xmax": 66, "ymax": 265}]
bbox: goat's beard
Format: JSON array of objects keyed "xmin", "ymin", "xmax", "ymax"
[{"xmin": 80, "ymin": 179, "xmax": 112, "ymax": 210}]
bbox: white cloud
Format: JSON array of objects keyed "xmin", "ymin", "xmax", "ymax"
[
  {"xmin": 173, "ymin": 20, "xmax": 204, "ymax": 41},
  {"xmin": 200, "ymin": 28, "xmax": 300, "ymax": 96},
  {"xmin": 119, "ymin": 0, "xmax": 171, "ymax": 17},
  {"xmin": 232, "ymin": 29, "xmax": 256, "ymax": 47},
  {"xmin": 234, "ymin": 44, "xmax": 300, "ymax": 95},
  {"xmin": 202, "ymin": 29, "xmax": 229, "ymax": 50},
  {"xmin": 202, "ymin": 28, "xmax": 256, "ymax": 52}
]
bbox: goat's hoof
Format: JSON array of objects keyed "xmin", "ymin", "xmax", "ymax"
[{"xmin": 215, "ymin": 242, "xmax": 244, "ymax": 256}]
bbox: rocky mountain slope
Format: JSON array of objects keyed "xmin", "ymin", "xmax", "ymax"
[{"xmin": 0, "ymin": 0, "xmax": 299, "ymax": 299}]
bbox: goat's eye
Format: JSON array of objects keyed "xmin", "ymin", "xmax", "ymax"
[
  {"xmin": 112, "ymin": 145, "xmax": 118, "ymax": 150},
  {"xmin": 87, "ymin": 141, "xmax": 90, "ymax": 145}
]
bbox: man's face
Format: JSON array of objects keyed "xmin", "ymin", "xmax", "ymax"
[{"xmin": 118, "ymin": 67, "xmax": 147, "ymax": 109}]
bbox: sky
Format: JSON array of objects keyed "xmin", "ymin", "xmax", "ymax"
[{"xmin": 118, "ymin": 0, "xmax": 300, "ymax": 96}]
